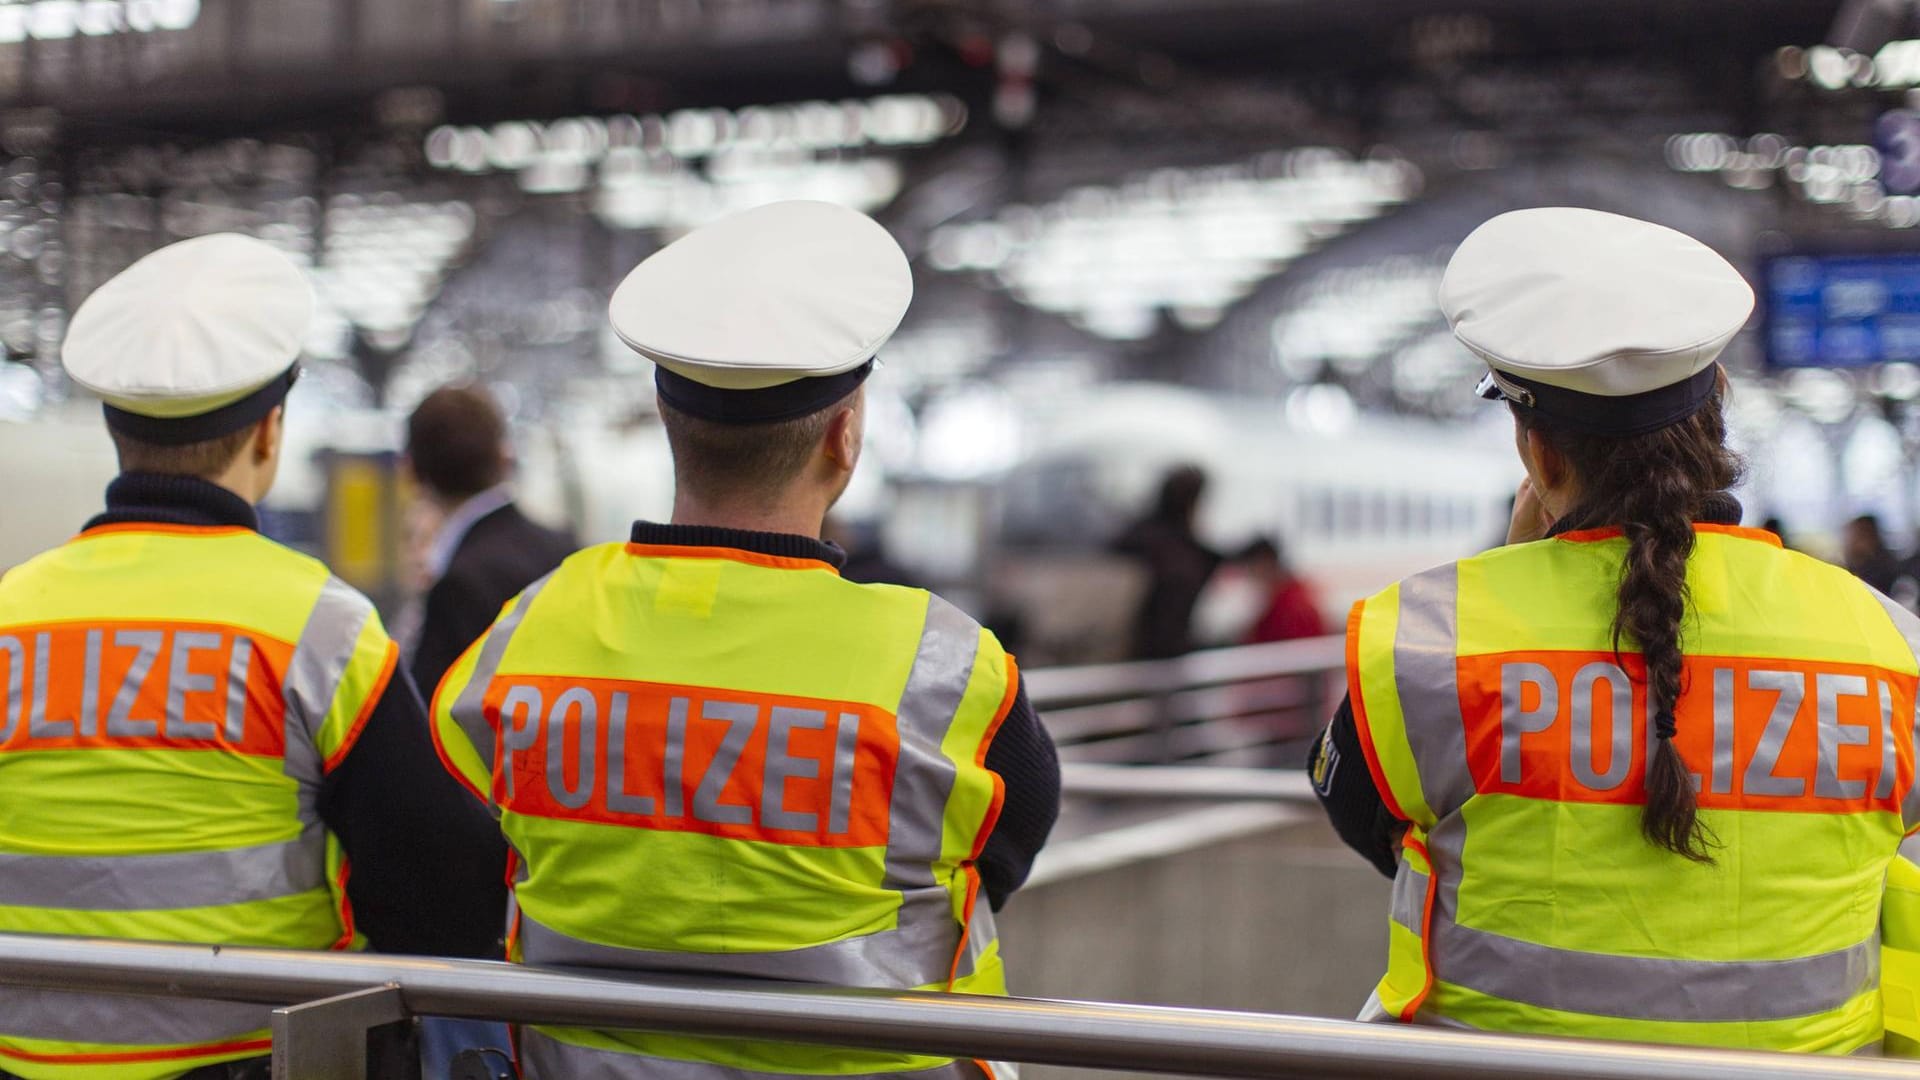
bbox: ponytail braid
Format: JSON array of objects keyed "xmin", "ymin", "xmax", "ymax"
[{"xmin": 1518, "ymin": 386, "xmax": 1741, "ymax": 862}]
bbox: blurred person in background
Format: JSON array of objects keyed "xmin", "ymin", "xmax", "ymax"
[
  {"xmin": 822, "ymin": 515, "xmax": 918, "ymax": 587},
  {"xmin": 1112, "ymin": 464, "xmax": 1223, "ymax": 659},
  {"xmin": 0, "ymin": 236, "xmax": 505, "ymax": 1080},
  {"xmin": 1759, "ymin": 514, "xmax": 1792, "ymax": 549},
  {"xmin": 1238, "ymin": 537, "xmax": 1327, "ymax": 644},
  {"xmin": 429, "ymin": 202, "xmax": 1059, "ymax": 1080},
  {"xmin": 403, "ymin": 384, "xmax": 576, "ymax": 698},
  {"xmin": 1310, "ymin": 208, "xmax": 1920, "ymax": 1052},
  {"xmin": 1845, "ymin": 513, "xmax": 1903, "ymax": 595}
]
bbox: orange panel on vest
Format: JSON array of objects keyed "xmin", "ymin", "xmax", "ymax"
[
  {"xmin": 486, "ymin": 674, "xmax": 898, "ymax": 847},
  {"xmin": 1458, "ymin": 651, "xmax": 1917, "ymax": 813},
  {"xmin": 0, "ymin": 622, "xmax": 290, "ymax": 757}
]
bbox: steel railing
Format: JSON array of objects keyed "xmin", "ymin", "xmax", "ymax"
[
  {"xmin": 0, "ymin": 933, "xmax": 1913, "ymax": 1080},
  {"xmin": 1024, "ymin": 635, "xmax": 1345, "ymax": 766},
  {"xmin": 1058, "ymin": 762, "xmax": 1316, "ymax": 802}
]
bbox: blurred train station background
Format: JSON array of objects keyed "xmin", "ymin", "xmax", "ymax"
[{"xmin": 5, "ymin": 0, "xmax": 1920, "ymax": 1062}]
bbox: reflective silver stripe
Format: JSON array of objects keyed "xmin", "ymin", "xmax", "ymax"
[
  {"xmin": 0, "ymin": 829, "xmax": 326, "ymax": 910},
  {"xmin": 886, "ymin": 596, "xmax": 980, "ymax": 884},
  {"xmin": 517, "ymin": 1027, "xmax": 987, "ymax": 1080},
  {"xmin": 0, "ymin": 987, "xmax": 269, "ymax": 1045},
  {"xmin": 1430, "ymin": 913, "xmax": 1877, "ymax": 1023},
  {"xmin": 282, "ymin": 576, "xmax": 378, "ymax": 787},
  {"xmin": 871, "ymin": 594, "xmax": 986, "ymax": 987},
  {"xmin": 517, "ymin": 909, "xmax": 959, "ymax": 989},
  {"xmin": 1390, "ymin": 866, "xmax": 1427, "ymax": 937},
  {"xmin": 452, "ymin": 574, "xmax": 552, "ymax": 772},
  {"xmin": 1871, "ymin": 589, "xmax": 1920, "ymax": 829},
  {"xmin": 1392, "ymin": 566, "xmax": 1473, "ymax": 819}
]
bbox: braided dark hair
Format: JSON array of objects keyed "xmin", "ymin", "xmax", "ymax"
[{"xmin": 1515, "ymin": 385, "xmax": 1742, "ymax": 862}]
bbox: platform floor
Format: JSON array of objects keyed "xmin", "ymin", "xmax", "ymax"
[{"xmin": 999, "ymin": 812, "xmax": 1388, "ymax": 1080}]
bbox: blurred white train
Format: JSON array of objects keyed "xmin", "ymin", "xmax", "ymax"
[
  {"xmin": 957, "ymin": 383, "xmax": 1520, "ymax": 662},
  {"xmin": 1, "ymin": 381, "xmax": 1518, "ymax": 664}
]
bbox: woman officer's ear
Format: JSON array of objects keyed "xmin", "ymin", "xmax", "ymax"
[{"xmin": 1521, "ymin": 427, "xmax": 1577, "ymax": 515}]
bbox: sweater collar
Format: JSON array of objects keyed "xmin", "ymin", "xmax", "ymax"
[
  {"xmin": 84, "ymin": 473, "xmax": 260, "ymax": 532},
  {"xmin": 629, "ymin": 521, "xmax": 846, "ymax": 569},
  {"xmin": 1545, "ymin": 491, "xmax": 1744, "ymax": 539}
]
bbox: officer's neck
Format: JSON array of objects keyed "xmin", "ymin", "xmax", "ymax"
[
  {"xmin": 205, "ymin": 459, "xmax": 270, "ymax": 506},
  {"xmin": 669, "ymin": 492, "xmax": 826, "ymax": 541}
]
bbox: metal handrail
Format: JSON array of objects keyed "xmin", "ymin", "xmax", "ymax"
[
  {"xmin": 1023, "ymin": 635, "xmax": 1345, "ymax": 707},
  {"xmin": 1024, "ymin": 636, "xmax": 1345, "ymax": 767},
  {"xmin": 0, "ymin": 933, "xmax": 1912, "ymax": 1080},
  {"xmin": 1059, "ymin": 763, "xmax": 1317, "ymax": 801}
]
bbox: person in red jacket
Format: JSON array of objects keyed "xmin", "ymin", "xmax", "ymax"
[{"xmin": 1240, "ymin": 537, "xmax": 1327, "ymax": 643}]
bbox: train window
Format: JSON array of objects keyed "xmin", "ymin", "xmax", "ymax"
[
  {"xmin": 1303, "ymin": 488, "xmax": 1333, "ymax": 538},
  {"xmin": 1410, "ymin": 494, "xmax": 1431, "ymax": 536},
  {"xmin": 1368, "ymin": 492, "xmax": 1390, "ymax": 536},
  {"xmin": 1336, "ymin": 491, "xmax": 1363, "ymax": 536}
]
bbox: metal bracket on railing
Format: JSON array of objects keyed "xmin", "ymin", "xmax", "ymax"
[{"xmin": 271, "ymin": 984, "xmax": 408, "ymax": 1080}]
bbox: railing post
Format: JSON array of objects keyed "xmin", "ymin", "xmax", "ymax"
[
  {"xmin": 271, "ymin": 984, "xmax": 413, "ymax": 1080},
  {"xmin": 1154, "ymin": 657, "xmax": 1179, "ymax": 763}
]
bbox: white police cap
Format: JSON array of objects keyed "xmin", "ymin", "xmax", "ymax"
[
  {"xmin": 1440, "ymin": 207, "xmax": 1754, "ymax": 436},
  {"xmin": 609, "ymin": 200, "xmax": 911, "ymax": 424},
  {"xmin": 62, "ymin": 233, "xmax": 312, "ymax": 444}
]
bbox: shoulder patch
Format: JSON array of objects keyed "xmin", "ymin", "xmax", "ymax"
[{"xmin": 1311, "ymin": 730, "xmax": 1341, "ymax": 797}]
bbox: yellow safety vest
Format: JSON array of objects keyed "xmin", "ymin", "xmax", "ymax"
[
  {"xmin": 431, "ymin": 541, "xmax": 1018, "ymax": 1080},
  {"xmin": 0, "ymin": 522, "xmax": 398, "ymax": 1080},
  {"xmin": 1883, "ymin": 856, "xmax": 1920, "ymax": 1056},
  {"xmin": 1348, "ymin": 523, "xmax": 1920, "ymax": 1052}
]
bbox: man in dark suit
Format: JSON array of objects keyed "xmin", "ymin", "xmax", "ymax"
[{"xmin": 404, "ymin": 384, "xmax": 577, "ymax": 698}]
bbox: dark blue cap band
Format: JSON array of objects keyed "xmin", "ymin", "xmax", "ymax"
[
  {"xmin": 655, "ymin": 360, "xmax": 874, "ymax": 425},
  {"xmin": 1477, "ymin": 363, "xmax": 1718, "ymax": 437},
  {"xmin": 103, "ymin": 363, "xmax": 300, "ymax": 446}
]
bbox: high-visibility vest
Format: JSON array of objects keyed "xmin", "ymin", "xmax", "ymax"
[
  {"xmin": 1348, "ymin": 523, "xmax": 1920, "ymax": 1052},
  {"xmin": 1882, "ymin": 856, "xmax": 1920, "ymax": 1057},
  {"xmin": 0, "ymin": 522, "xmax": 398, "ymax": 1080},
  {"xmin": 431, "ymin": 541, "xmax": 1018, "ymax": 1080}
]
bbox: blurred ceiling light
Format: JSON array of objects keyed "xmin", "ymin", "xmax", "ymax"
[
  {"xmin": 1809, "ymin": 45, "xmax": 1857, "ymax": 90},
  {"xmin": 425, "ymin": 95, "xmax": 960, "ymax": 232},
  {"xmin": 1781, "ymin": 367, "xmax": 1859, "ymax": 425},
  {"xmin": 1666, "ymin": 131, "xmax": 1907, "ymax": 222},
  {"xmin": 930, "ymin": 149, "xmax": 1420, "ymax": 342},
  {"xmin": 304, "ymin": 198, "xmax": 477, "ymax": 357},
  {"xmin": 879, "ymin": 321, "xmax": 1002, "ymax": 388},
  {"xmin": 592, "ymin": 158, "xmax": 902, "ymax": 231},
  {"xmin": 917, "ymin": 386, "xmax": 1023, "ymax": 479},
  {"xmin": 1270, "ymin": 254, "xmax": 1443, "ymax": 382},
  {"xmin": 1874, "ymin": 361, "xmax": 1920, "ymax": 401},
  {"xmin": 0, "ymin": 359, "xmax": 40, "ymax": 419},
  {"xmin": 0, "ymin": 0, "xmax": 196, "ymax": 42},
  {"xmin": 1284, "ymin": 383, "xmax": 1358, "ymax": 435}
]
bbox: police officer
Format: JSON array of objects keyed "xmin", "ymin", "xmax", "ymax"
[
  {"xmin": 430, "ymin": 201, "xmax": 1061, "ymax": 1080},
  {"xmin": 1310, "ymin": 207, "xmax": 1920, "ymax": 1052},
  {"xmin": 0, "ymin": 235, "xmax": 507, "ymax": 1080}
]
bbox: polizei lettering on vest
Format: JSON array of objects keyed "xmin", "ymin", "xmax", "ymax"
[
  {"xmin": 0, "ymin": 625, "xmax": 266, "ymax": 753},
  {"xmin": 1479, "ymin": 655, "xmax": 1915, "ymax": 811},
  {"xmin": 490, "ymin": 678, "xmax": 896, "ymax": 846}
]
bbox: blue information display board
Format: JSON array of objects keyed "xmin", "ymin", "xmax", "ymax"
[{"xmin": 1766, "ymin": 253, "xmax": 1920, "ymax": 368}]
